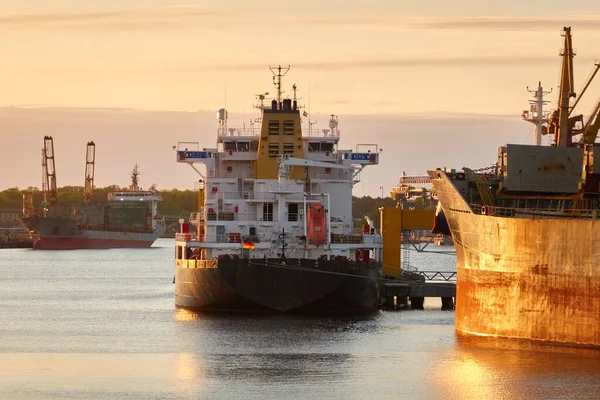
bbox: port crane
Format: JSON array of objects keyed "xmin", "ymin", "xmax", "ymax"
[
  {"xmin": 84, "ymin": 141, "xmax": 96, "ymax": 202},
  {"xmin": 42, "ymin": 136, "xmax": 58, "ymax": 206}
]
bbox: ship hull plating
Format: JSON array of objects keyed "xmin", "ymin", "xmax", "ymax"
[
  {"xmin": 22, "ymin": 217, "xmax": 163, "ymax": 250},
  {"xmin": 431, "ymin": 172, "xmax": 600, "ymax": 347},
  {"xmin": 175, "ymin": 258, "xmax": 381, "ymax": 313}
]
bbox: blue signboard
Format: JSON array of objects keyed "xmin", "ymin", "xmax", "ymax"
[
  {"xmin": 178, "ymin": 151, "xmax": 212, "ymax": 161},
  {"xmin": 344, "ymin": 153, "xmax": 377, "ymax": 162}
]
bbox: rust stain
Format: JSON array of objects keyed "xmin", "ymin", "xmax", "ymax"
[
  {"xmin": 532, "ymin": 264, "xmax": 549, "ymax": 275},
  {"xmin": 539, "ymin": 163, "xmax": 566, "ymax": 171}
]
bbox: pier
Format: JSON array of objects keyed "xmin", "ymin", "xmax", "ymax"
[{"xmin": 380, "ymin": 269, "xmax": 456, "ymax": 311}]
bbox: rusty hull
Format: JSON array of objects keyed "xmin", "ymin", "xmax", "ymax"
[{"xmin": 430, "ymin": 170, "xmax": 600, "ymax": 347}]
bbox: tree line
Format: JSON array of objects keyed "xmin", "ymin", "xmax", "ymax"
[{"xmin": 0, "ymin": 186, "xmax": 399, "ymax": 225}]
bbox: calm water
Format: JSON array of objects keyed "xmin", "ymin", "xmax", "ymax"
[{"xmin": 1, "ymin": 239, "xmax": 600, "ymax": 399}]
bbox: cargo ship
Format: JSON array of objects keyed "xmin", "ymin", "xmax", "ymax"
[
  {"xmin": 173, "ymin": 66, "xmax": 383, "ymax": 313},
  {"xmin": 429, "ymin": 27, "xmax": 600, "ymax": 347},
  {"xmin": 21, "ymin": 138, "xmax": 165, "ymax": 250}
]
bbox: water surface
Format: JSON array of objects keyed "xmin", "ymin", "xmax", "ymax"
[{"xmin": 1, "ymin": 240, "xmax": 599, "ymax": 399}]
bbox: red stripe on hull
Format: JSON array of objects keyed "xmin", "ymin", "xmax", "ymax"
[{"xmin": 33, "ymin": 237, "xmax": 154, "ymax": 250}]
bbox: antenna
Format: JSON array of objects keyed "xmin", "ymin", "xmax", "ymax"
[
  {"xmin": 269, "ymin": 65, "xmax": 290, "ymax": 104},
  {"xmin": 523, "ymin": 82, "xmax": 552, "ymax": 145}
]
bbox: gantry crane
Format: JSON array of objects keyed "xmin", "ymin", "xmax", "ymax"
[{"xmin": 84, "ymin": 141, "xmax": 96, "ymax": 202}]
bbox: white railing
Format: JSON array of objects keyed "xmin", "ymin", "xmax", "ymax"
[
  {"xmin": 207, "ymin": 170, "xmax": 255, "ymax": 179},
  {"xmin": 302, "ymin": 128, "xmax": 340, "ymax": 138},
  {"xmin": 217, "ymin": 127, "xmax": 261, "ymax": 137}
]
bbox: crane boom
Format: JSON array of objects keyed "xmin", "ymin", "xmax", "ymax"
[
  {"xmin": 556, "ymin": 27, "xmax": 576, "ymax": 147},
  {"xmin": 43, "ymin": 136, "xmax": 58, "ymax": 206},
  {"xmin": 84, "ymin": 141, "xmax": 96, "ymax": 202},
  {"xmin": 580, "ymin": 100, "xmax": 600, "ymax": 145},
  {"xmin": 570, "ymin": 61, "xmax": 600, "ymax": 115},
  {"xmin": 278, "ymin": 156, "xmax": 349, "ymax": 179}
]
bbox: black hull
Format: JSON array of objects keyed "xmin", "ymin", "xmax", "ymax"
[{"xmin": 175, "ymin": 258, "xmax": 381, "ymax": 313}]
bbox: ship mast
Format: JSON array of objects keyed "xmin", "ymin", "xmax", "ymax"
[
  {"xmin": 130, "ymin": 164, "xmax": 140, "ymax": 191},
  {"xmin": 269, "ymin": 65, "xmax": 290, "ymax": 106},
  {"xmin": 84, "ymin": 141, "xmax": 95, "ymax": 202},
  {"xmin": 522, "ymin": 82, "xmax": 551, "ymax": 145},
  {"xmin": 556, "ymin": 26, "xmax": 576, "ymax": 147}
]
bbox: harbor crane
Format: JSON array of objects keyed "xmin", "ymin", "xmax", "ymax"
[
  {"xmin": 42, "ymin": 136, "xmax": 58, "ymax": 206},
  {"xmin": 84, "ymin": 141, "xmax": 96, "ymax": 202}
]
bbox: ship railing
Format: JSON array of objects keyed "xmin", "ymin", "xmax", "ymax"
[
  {"xmin": 195, "ymin": 233, "xmax": 270, "ymax": 244},
  {"xmin": 206, "ymin": 170, "xmax": 255, "ymax": 179},
  {"xmin": 205, "ymin": 211, "xmax": 280, "ymax": 222},
  {"xmin": 175, "ymin": 233, "xmax": 193, "ymax": 242},
  {"xmin": 331, "ymin": 234, "xmax": 364, "ymax": 244},
  {"xmin": 307, "ymin": 171, "xmax": 353, "ymax": 181},
  {"xmin": 217, "ymin": 127, "xmax": 260, "ymax": 137},
  {"xmin": 302, "ymin": 128, "xmax": 340, "ymax": 138},
  {"xmin": 473, "ymin": 203, "xmax": 600, "ymax": 219},
  {"xmin": 179, "ymin": 259, "xmax": 219, "ymax": 269},
  {"xmin": 205, "ymin": 190, "xmax": 277, "ymax": 201}
]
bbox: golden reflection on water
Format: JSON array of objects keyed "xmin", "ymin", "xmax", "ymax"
[
  {"xmin": 433, "ymin": 334, "xmax": 600, "ymax": 399},
  {"xmin": 173, "ymin": 308, "xmax": 202, "ymax": 322},
  {"xmin": 0, "ymin": 353, "xmax": 204, "ymax": 395}
]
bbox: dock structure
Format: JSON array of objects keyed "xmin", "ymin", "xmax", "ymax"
[
  {"xmin": 379, "ymin": 207, "xmax": 455, "ymax": 310},
  {"xmin": 380, "ymin": 280, "xmax": 456, "ymax": 311}
]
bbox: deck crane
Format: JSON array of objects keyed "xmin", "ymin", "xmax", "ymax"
[
  {"xmin": 546, "ymin": 27, "xmax": 577, "ymax": 147},
  {"xmin": 545, "ymin": 28, "xmax": 600, "ymax": 147},
  {"xmin": 568, "ymin": 61, "xmax": 600, "ymax": 145},
  {"xmin": 84, "ymin": 141, "xmax": 96, "ymax": 202},
  {"xmin": 43, "ymin": 136, "xmax": 58, "ymax": 206}
]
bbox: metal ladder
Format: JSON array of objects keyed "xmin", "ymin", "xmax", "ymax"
[{"xmin": 475, "ymin": 176, "xmax": 495, "ymax": 206}]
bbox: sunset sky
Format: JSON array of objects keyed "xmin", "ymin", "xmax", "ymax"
[{"xmin": 2, "ymin": 0, "xmax": 600, "ymax": 195}]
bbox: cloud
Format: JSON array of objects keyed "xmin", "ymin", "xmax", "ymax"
[
  {"xmin": 175, "ymin": 54, "xmax": 598, "ymax": 72},
  {"xmin": 3, "ymin": 8, "xmax": 600, "ymax": 33},
  {"xmin": 414, "ymin": 17, "xmax": 600, "ymax": 31},
  {"xmin": 0, "ymin": 7, "xmax": 221, "ymax": 30}
]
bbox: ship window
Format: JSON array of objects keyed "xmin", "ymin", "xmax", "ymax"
[
  {"xmin": 288, "ymin": 203, "xmax": 298, "ymax": 222},
  {"xmin": 224, "ymin": 142, "xmax": 236, "ymax": 151},
  {"xmin": 237, "ymin": 142, "xmax": 249, "ymax": 152},
  {"xmin": 268, "ymin": 120, "xmax": 279, "ymax": 135},
  {"xmin": 283, "ymin": 120, "xmax": 294, "ymax": 135},
  {"xmin": 321, "ymin": 143, "xmax": 334, "ymax": 152},
  {"xmin": 262, "ymin": 203, "xmax": 273, "ymax": 221},
  {"xmin": 216, "ymin": 225, "xmax": 226, "ymax": 242},
  {"xmin": 308, "ymin": 142, "xmax": 320, "ymax": 152}
]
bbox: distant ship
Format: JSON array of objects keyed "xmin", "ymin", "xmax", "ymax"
[
  {"xmin": 430, "ymin": 27, "xmax": 600, "ymax": 347},
  {"xmin": 173, "ymin": 65, "xmax": 383, "ymax": 313},
  {"xmin": 21, "ymin": 138, "xmax": 165, "ymax": 250}
]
